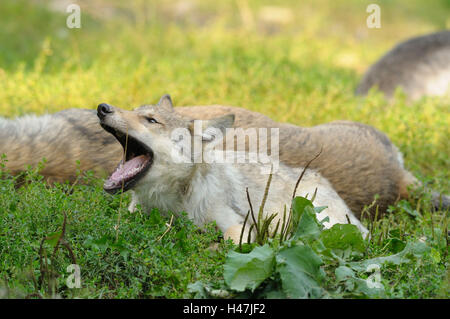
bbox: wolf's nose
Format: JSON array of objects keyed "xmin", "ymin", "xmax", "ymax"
[{"xmin": 97, "ymin": 103, "xmax": 114, "ymax": 119}]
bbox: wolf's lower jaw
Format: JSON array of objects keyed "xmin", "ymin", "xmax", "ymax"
[{"xmin": 104, "ymin": 154, "xmax": 152, "ymax": 193}]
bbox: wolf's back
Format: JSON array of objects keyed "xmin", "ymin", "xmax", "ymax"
[
  {"xmin": 356, "ymin": 30, "xmax": 450, "ymax": 100},
  {"xmin": 0, "ymin": 109, "xmax": 122, "ymax": 183}
]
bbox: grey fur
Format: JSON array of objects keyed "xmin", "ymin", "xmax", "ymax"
[{"xmin": 356, "ymin": 30, "xmax": 450, "ymax": 100}]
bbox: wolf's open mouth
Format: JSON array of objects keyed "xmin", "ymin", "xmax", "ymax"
[{"xmin": 101, "ymin": 124, "xmax": 153, "ymax": 194}]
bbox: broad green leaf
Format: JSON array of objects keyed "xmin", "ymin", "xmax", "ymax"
[
  {"xmin": 290, "ymin": 196, "xmax": 313, "ymax": 235},
  {"xmin": 223, "ymin": 244, "xmax": 275, "ymax": 292},
  {"xmin": 292, "ymin": 203, "xmax": 322, "ymax": 241},
  {"xmin": 337, "ymin": 241, "xmax": 431, "ymax": 298},
  {"xmin": 351, "ymin": 277, "xmax": 385, "ymax": 298},
  {"xmin": 320, "ymin": 224, "xmax": 366, "ymax": 254},
  {"xmin": 187, "ymin": 281, "xmax": 209, "ymax": 299},
  {"xmin": 335, "ymin": 265, "xmax": 355, "ymax": 282},
  {"xmin": 276, "ymin": 244, "xmax": 325, "ymax": 298},
  {"xmin": 291, "ymin": 196, "xmax": 314, "ymax": 223},
  {"xmin": 335, "ymin": 266, "xmax": 385, "ymax": 298},
  {"xmin": 348, "ymin": 241, "xmax": 430, "ymax": 272}
]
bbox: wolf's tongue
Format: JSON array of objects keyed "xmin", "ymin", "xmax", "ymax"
[{"xmin": 105, "ymin": 155, "xmax": 149, "ymax": 188}]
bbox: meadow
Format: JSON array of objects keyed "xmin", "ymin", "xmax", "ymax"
[{"xmin": 0, "ymin": 0, "xmax": 448, "ymax": 298}]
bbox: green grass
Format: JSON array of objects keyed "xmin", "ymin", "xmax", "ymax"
[
  {"xmin": 0, "ymin": 163, "xmax": 230, "ymax": 298},
  {"xmin": 0, "ymin": 0, "xmax": 448, "ymax": 298}
]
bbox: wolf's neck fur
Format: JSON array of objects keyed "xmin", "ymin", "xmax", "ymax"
[{"xmin": 134, "ymin": 161, "xmax": 244, "ymax": 227}]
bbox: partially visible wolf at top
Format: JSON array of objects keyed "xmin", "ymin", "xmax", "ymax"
[
  {"xmin": 356, "ymin": 30, "xmax": 450, "ymax": 100},
  {"xmin": 0, "ymin": 95, "xmax": 447, "ymax": 221}
]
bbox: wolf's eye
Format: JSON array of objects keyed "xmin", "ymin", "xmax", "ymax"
[{"xmin": 146, "ymin": 117, "xmax": 158, "ymax": 124}]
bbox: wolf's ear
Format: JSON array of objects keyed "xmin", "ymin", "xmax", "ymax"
[
  {"xmin": 204, "ymin": 114, "xmax": 235, "ymax": 131},
  {"xmin": 190, "ymin": 114, "xmax": 235, "ymax": 142},
  {"xmin": 157, "ymin": 94, "xmax": 174, "ymax": 110}
]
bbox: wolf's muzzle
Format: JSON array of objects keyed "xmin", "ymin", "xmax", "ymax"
[{"xmin": 97, "ymin": 103, "xmax": 114, "ymax": 119}]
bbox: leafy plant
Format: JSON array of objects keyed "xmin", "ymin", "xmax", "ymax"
[{"xmin": 190, "ymin": 194, "xmax": 444, "ymax": 299}]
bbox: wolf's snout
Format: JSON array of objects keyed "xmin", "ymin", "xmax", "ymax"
[{"xmin": 97, "ymin": 103, "xmax": 114, "ymax": 119}]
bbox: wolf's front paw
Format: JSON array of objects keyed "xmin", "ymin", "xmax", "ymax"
[
  {"xmin": 128, "ymin": 191, "xmax": 138, "ymax": 213},
  {"xmin": 128, "ymin": 201, "xmax": 137, "ymax": 213}
]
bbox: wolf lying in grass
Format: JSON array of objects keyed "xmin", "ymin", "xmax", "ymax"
[
  {"xmin": 97, "ymin": 96, "xmax": 372, "ymax": 241},
  {"xmin": 0, "ymin": 95, "xmax": 447, "ymax": 241}
]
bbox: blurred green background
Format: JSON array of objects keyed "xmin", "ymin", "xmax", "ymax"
[{"xmin": 0, "ymin": 0, "xmax": 448, "ymax": 188}]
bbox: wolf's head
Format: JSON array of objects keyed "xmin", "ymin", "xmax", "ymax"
[{"xmin": 97, "ymin": 94, "xmax": 235, "ymax": 194}]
